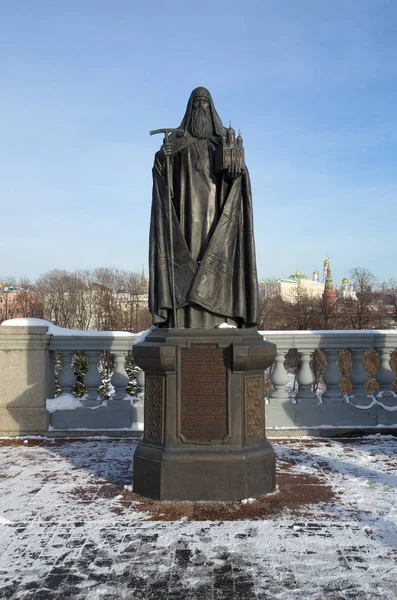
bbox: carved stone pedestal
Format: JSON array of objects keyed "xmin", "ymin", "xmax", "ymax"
[{"xmin": 133, "ymin": 328, "xmax": 276, "ymax": 501}]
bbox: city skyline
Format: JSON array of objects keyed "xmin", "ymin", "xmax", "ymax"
[{"xmin": 1, "ymin": 255, "xmax": 393, "ymax": 292}]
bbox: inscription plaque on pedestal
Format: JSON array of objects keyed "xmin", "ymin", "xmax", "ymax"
[{"xmin": 180, "ymin": 344, "xmax": 227, "ymax": 442}]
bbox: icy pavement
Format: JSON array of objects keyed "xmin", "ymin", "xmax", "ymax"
[{"xmin": 0, "ymin": 436, "xmax": 396, "ymax": 599}]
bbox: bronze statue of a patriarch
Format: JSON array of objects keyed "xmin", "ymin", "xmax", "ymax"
[{"xmin": 149, "ymin": 87, "xmax": 259, "ymax": 328}]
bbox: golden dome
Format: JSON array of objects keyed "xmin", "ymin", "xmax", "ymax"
[
  {"xmin": 289, "ymin": 269, "xmax": 308, "ymax": 280},
  {"xmin": 313, "ymin": 270, "xmax": 319, "ymax": 274},
  {"xmin": 342, "ymin": 277, "xmax": 348, "ymax": 285},
  {"xmin": 323, "ymin": 258, "xmax": 329, "ymax": 266}
]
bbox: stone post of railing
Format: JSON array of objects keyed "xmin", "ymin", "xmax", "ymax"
[
  {"xmin": 57, "ymin": 351, "xmax": 76, "ymax": 397},
  {"xmin": 110, "ymin": 336, "xmax": 139, "ymax": 404},
  {"xmin": 270, "ymin": 351, "xmax": 288, "ymax": 399},
  {"xmin": 350, "ymin": 336, "xmax": 374, "ymax": 400},
  {"xmin": 265, "ymin": 335, "xmax": 290, "ymax": 401},
  {"xmin": 375, "ymin": 340, "xmax": 395, "ymax": 398},
  {"xmin": 111, "ymin": 350, "xmax": 129, "ymax": 402},
  {"xmin": 322, "ymin": 345, "xmax": 342, "ymax": 401},
  {"xmin": 296, "ymin": 348, "xmax": 317, "ymax": 401},
  {"xmin": 0, "ymin": 325, "xmax": 53, "ymax": 436},
  {"xmin": 82, "ymin": 350, "xmax": 103, "ymax": 407}
]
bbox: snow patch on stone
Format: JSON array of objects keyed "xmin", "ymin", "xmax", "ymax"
[
  {"xmin": 0, "ymin": 515, "xmax": 13, "ymax": 525},
  {"xmin": 1, "ymin": 318, "xmax": 133, "ymax": 337},
  {"xmin": 345, "ymin": 394, "xmax": 397, "ymax": 411},
  {"xmin": 135, "ymin": 325, "xmax": 157, "ymax": 343},
  {"xmin": 46, "ymin": 395, "xmax": 85, "ymax": 413}
]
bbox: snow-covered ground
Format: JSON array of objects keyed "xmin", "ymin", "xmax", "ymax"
[{"xmin": 0, "ymin": 436, "xmax": 396, "ymax": 599}]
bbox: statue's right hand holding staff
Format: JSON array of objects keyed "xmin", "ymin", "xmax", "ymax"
[
  {"xmin": 162, "ymin": 140, "xmax": 174, "ymax": 156},
  {"xmin": 150, "ymin": 128, "xmax": 184, "ymax": 159}
]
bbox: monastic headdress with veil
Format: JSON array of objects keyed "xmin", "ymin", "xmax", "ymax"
[{"xmin": 178, "ymin": 87, "xmax": 226, "ymax": 137}]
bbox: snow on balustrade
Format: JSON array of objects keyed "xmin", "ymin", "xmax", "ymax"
[{"xmin": 1, "ymin": 317, "xmax": 135, "ymax": 336}]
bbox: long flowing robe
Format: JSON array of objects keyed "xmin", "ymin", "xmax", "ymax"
[{"xmin": 149, "ymin": 90, "xmax": 259, "ymax": 328}]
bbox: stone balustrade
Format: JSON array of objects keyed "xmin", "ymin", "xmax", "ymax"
[
  {"xmin": 0, "ymin": 320, "xmax": 396, "ymax": 437},
  {"xmin": 48, "ymin": 330, "xmax": 144, "ymax": 432},
  {"xmin": 0, "ymin": 321, "xmax": 144, "ymax": 436},
  {"xmin": 261, "ymin": 330, "xmax": 397, "ymax": 434}
]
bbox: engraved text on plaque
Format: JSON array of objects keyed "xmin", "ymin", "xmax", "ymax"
[{"xmin": 180, "ymin": 344, "xmax": 227, "ymax": 441}]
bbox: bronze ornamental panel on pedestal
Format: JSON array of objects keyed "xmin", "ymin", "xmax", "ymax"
[
  {"xmin": 145, "ymin": 376, "xmax": 164, "ymax": 443},
  {"xmin": 179, "ymin": 344, "xmax": 229, "ymax": 443},
  {"xmin": 245, "ymin": 375, "xmax": 265, "ymax": 441}
]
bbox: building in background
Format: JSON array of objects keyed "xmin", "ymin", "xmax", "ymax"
[
  {"xmin": 260, "ymin": 259, "xmax": 357, "ymax": 303},
  {"xmin": 323, "ymin": 263, "xmax": 337, "ymax": 312},
  {"xmin": 338, "ymin": 277, "xmax": 356, "ymax": 299},
  {"xmin": 262, "ymin": 269, "xmax": 325, "ymax": 301},
  {"xmin": 116, "ymin": 266, "xmax": 149, "ymax": 332},
  {"xmin": 0, "ymin": 283, "xmax": 42, "ymax": 323}
]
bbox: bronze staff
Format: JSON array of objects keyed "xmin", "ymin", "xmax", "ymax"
[{"xmin": 149, "ymin": 127, "xmax": 184, "ymax": 327}]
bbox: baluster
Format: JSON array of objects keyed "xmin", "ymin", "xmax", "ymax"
[
  {"xmin": 322, "ymin": 350, "xmax": 342, "ymax": 400},
  {"xmin": 57, "ymin": 351, "xmax": 76, "ymax": 397},
  {"xmin": 82, "ymin": 350, "xmax": 102, "ymax": 406},
  {"xmin": 350, "ymin": 349, "xmax": 367, "ymax": 399},
  {"xmin": 270, "ymin": 350, "xmax": 289, "ymax": 400},
  {"xmin": 111, "ymin": 351, "xmax": 129, "ymax": 401},
  {"xmin": 376, "ymin": 349, "xmax": 394, "ymax": 397},
  {"xmin": 296, "ymin": 351, "xmax": 316, "ymax": 400}
]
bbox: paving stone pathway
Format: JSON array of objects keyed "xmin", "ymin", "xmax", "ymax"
[{"xmin": 0, "ymin": 436, "xmax": 396, "ymax": 599}]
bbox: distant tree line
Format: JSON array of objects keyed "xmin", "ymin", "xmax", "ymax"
[
  {"xmin": 2, "ymin": 265, "xmax": 397, "ymax": 332},
  {"xmin": 0, "ymin": 267, "xmax": 150, "ymax": 332}
]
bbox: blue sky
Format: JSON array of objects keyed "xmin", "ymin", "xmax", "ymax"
[{"xmin": 1, "ymin": 0, "xmax": 397, "ymax": 285}]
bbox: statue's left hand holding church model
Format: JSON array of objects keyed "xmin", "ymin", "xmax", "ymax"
[
  {"xmin": 133, "ymin": 87, "xmax": 276, "ymax": 502},
  {"xmin": 149, "ymin": 86, "xmax": 258, "ymax": 329}
]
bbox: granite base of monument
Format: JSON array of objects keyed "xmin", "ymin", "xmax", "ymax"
[{"xmin": 133, "ymin": 328, "xmax": 276, "ymax": 501}]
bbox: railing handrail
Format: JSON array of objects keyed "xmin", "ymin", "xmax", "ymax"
[{"xmin": 259, "ymin": 329, "xmax": 397, "ymax": 335}]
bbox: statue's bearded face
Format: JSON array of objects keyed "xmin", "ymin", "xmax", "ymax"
[{"xmin": 189, "ymin": 96, "xmax": 213, "ymax": 139}]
